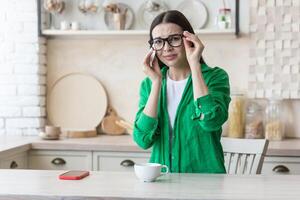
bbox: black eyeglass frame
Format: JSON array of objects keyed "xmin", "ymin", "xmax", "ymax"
[{"xmin": 148, "ymin": 34, "xmax": 184, "ymax": 51}]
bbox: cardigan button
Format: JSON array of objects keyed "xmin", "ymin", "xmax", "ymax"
[{"xmin": 200, "ymin": 113, "xmax": 205, "ymax": 120}]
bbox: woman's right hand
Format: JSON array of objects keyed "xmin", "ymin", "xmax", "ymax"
[{"xmin": 143, "ymin": 49, "xmax": 162, "ymax": 83}]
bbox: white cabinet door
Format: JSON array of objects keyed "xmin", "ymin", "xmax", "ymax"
[
  {"xmin": 0, "ymin": 152, "xmax": 28, "ymax": 169},
  {"xmin": 28, "ymin": 150, "xmax": 92, "ymax": 170},
  {"xmin": 93, "ymin": 152, "xmax": 150, "ymax": 172},
  {"xmin": 262, "ymin": 156, "xmax": 300, "ymax": 175}
]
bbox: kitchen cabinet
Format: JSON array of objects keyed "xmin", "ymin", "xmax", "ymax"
[
  {"xmin": 28, "ymin": 150, "xmax": 92, "ymax": 170},
  {"xmin": 92, "ymin": 151, "xmax": 150, "ymax": 171},
  {"xmin": 0, "ymin": 152, "xmax": 28, "ymax": 169},
  {"xmin": 262, "ymin": 156, "xmax": 300, "ymax": 175},
  {"xmin": 27, "ymin": 149, "xmax": 150, "ymax": 172}
]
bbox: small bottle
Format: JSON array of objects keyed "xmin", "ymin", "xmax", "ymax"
[
  {"xmin": 228, "ymin": 90, "xmax": 245, "ymax": 138},
  {"xmin": 245, "ymin": 101, "xmax": 264, "ymax": 139},
  {"xmin": 216, "ymin": 8, "xmax": 232, "ymax": 29},
  {"xmin": 264, "ymin": 99, "xmax": 285, "ymax": 141}
]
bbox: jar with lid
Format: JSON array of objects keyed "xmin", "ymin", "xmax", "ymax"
[
  {"xmin": 216, "ymin": 8, "xmax": 232, "ymax": 29},
  {"xmin": 245, "ymin": 101, "xmax": 264, "ymax": 139},
  {"xmin": 227, "ymin": 91, "xmax": 245, "ymax": 138},
  {"xmin": 264, "ymin": 99, "xmax": 285, "ymax": 141}
]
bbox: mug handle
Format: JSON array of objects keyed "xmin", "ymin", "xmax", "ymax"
[{"xmin": 161, "ymin": 165, "xmax": 169, "ymax": 175}]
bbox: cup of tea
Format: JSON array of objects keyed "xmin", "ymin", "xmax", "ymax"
[{"xmin": 134, "ymin": 163, "xmax": 169, "ymax": 182}]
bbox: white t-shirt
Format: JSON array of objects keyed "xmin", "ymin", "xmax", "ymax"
[{"xmin": 167, "ymin": 71, "xmax": 188, "ymax": 129}]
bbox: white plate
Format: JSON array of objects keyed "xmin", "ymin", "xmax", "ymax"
[
  {"xmin": 137, "ymin": 0, "xmax": 169, "ymax": 29},
  {"xmin": 47, "ymin": 73, "xmax": 107, "ymax": 131},
  {"xmin": 39, "ymin": 132, "xmax": 60, "ymax": 140},
  {"xmin": 104, "ymin": 3, "xmax": 134, "ymax": 30},
  {"xmin": 176, "ymin": 0, "xmax": 208, "ymax": 29}
]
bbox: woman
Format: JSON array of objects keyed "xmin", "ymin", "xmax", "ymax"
[{"xmin": 133, "ymin": 10, "xmax": 231, "ymax": 173}]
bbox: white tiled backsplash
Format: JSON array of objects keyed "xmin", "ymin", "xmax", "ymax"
[
  {"xmin": 0, "ymin": 0, "xmax": 300, "ymax": 137},
  {"xmin": 248, "ymin": 0, "xmax": 300, "ymax": 98}
]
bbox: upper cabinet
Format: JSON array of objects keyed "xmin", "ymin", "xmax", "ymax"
[{"xmin": 38, "ymin": 0, "xmax": 241, "ymax": 39}]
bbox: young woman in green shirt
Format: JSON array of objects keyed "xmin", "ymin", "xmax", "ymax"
[{"xmin": 133, "ymin": 10, "xmax": 231, "ymax": 173}]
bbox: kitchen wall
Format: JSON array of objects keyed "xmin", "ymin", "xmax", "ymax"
[
  {"xmin": 0, "ymin": 0, "xmax": 299, "ymax": 138},
  {"xmin": 248, "ymin": 0, "xmax": 299, "ymax": 98},
  {"xmin": 246, "ymin": 0, "xmax": 300, "ymax": 138},
  {"xmin": 0, "ymin": 0, "xmax": 46, "ymax": 135},
  {"xmin": 46, "ymin": 0, "xmax": 250, "ymax": 133},
  {"xmin": 46, "ymin": 36, "xmax": 250, "ymax": 121},
  {"xmin": 46, "ymin": 0, "xmax": 300, "ymax": 138}
]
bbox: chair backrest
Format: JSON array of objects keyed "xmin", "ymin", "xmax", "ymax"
[{"xmin": 221, "ymin": 137, "xmax": 269, "ymax": 175}]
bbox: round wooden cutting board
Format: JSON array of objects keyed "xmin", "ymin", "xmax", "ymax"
[{"xmin": 47, "ymin": 73, "xmax": 107, "ymax": 131}]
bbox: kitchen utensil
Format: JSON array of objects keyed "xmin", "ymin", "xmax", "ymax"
[
  {"xmin": 47, "ymin": 73, "xmax": 107, "ymax": 131},
  {"xmin": 115, "ymin": 119, "xmax": 133, "ymax": 135},
  {"xmin": 104, "ymin": 3, "xmax": 134, "ymax": 30},
  {"xmin": 78, "ymin": 0, "xmax": 99, "ymax": 14},
  {"xmin": 100, "ymin": 106, "xmax": 126, "ymax": 135},
  {"xmin": 137, "ymin": 0, "xmax": 169, "ymax": 29},
  {"xmin": 175, "ymin": 0, "xmax": 208, "ymax": 29},
  {"xmin": 44, "ymin": 0, "xmax": 65, "ymax": 14},
  {"xmin": 65, "ymin": 129, "xmax": 97, "ymax": 138}
]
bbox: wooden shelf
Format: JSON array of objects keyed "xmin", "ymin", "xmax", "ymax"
[{"xmin": 41, "ymin": 29, "xmax": 237, "ymax": 39}]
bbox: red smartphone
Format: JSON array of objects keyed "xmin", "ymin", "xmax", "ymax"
[{"xmin": 59, "ymin": 170, "xmax": 89, "ymax": 180}]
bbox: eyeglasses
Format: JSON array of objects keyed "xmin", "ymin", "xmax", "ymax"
[{"xmin": 149, "ymin": 34, "xmax": 184, "ymax": 51}]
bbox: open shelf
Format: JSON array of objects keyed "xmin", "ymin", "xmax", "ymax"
[
  {"xmin": 42, "ymin": 28, "xmax": 237, "ymax": 39},
  {"xmin": 37, "ymin": 0, "xmax": 240, "ymax": 39}
]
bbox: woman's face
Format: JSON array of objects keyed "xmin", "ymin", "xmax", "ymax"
[{"xmin": 151, "ymin": 23, "xmax": 187, "ymax": 68}]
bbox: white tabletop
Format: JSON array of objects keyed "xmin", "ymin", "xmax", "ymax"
[{"xmin": 0, "ymin": 169, "xmax": 299, "ymax": 200}]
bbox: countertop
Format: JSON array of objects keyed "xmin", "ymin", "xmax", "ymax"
[
  {"xmin": 0, "ymin": 169, "xmax": 299, "ymax": 200},
  {"xmin": 0, "ymin": 135, "xmax": 300, "ymax": 157}
]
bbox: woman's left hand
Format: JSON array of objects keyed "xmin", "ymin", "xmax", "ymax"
[{"xmin": 183, "ymin": 31, "xmax": 205, "ymax": 69}]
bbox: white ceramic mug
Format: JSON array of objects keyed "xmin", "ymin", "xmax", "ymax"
[
  {"xmin": 71, "ymin": 22, "xmax": 80, "ymax": 30},
  {"xmin": 134, "ymin": 163, "xmax": 169, "ymax": 182},
  {"xmin": 60, "ymin": 21, "xmax": 70, "ymax": 30}
]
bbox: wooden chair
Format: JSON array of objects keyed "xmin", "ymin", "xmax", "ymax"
[{"xmin": 221, "ymin": 137, "xmax": 269, "ymax": 174}]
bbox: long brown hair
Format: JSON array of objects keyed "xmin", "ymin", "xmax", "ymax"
[{"xmin": 149, "ymin": 10, "xmax": 206, "ymax": 68}]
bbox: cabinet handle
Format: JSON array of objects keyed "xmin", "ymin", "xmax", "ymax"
[
  {"xmin": 51, "ymin": 158, "xmax": 66, "ymax": 166},
  {"xmin": 120, "ymin": 159, "xmax": 135, "ymax": 167},
  {"xmin": 272, "ymin": 165, "xmax": 290, "ymax": 173},
  {"xmin": 10, "ymin": 161, "xmax": 18, "ymax": 169}
]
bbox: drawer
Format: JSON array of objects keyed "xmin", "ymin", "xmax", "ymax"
[
  {"xmin": 93, "ymin": 152, "xmax": 150, "ymax": 172},
  {"xmin": 262, "ymin": 156, "xmax": 300, "ymax": 175},
  {"xmin": 28, "ymin": 150, "xmax": 92, "ymax": 170},
  {"xmin": 0, "ymin": 152, "xmax": 28, "ymax": 169}
]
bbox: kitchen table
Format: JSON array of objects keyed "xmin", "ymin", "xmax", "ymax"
[{"xmin": 0, "ymin": 169, "xmax": 299, "ymax": 200}]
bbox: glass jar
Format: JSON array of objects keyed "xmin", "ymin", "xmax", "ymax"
[
  {"xmin": 264, "ymin": 99, "xmax": 285, "ymax": 141},
  {"xmin": 245, "ymin": 101, "xmax": 264, "ymax": 139},
  {"xmin": 228, "ymin": 91, "xmax": 245, "ymax": 138},
  {"xmin": 216, "ymin": 8, "xmax": 232, "ymax": 29}
]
